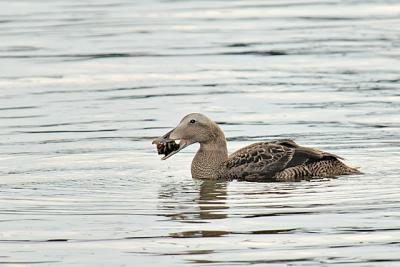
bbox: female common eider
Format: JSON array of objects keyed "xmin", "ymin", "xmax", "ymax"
[{"xmin": 152, "ymin": 113, "xmax": 362, "ymax": 182}]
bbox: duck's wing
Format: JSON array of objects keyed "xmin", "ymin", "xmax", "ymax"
[
  {"xmin": 223, "ymin": 139, "xmax": 343, "ymax": 181},
  {"xmin": 275, "ymin": 139, "xmax": 344, "ymax": 166},
  {"xmin": 223, "ymin": 141, "xmax": 295, "ymax": 181}
]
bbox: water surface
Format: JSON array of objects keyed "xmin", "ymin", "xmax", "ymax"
[{"xmin": 0, "ymin": 0, "xmax": 400, "ymax": 266}]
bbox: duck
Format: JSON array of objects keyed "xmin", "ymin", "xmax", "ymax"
[{"xmin": 152, "ymin": 113, "xmax": 362, "ymax": 182}]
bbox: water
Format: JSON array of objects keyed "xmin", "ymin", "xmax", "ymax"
[{"xmin": 1, "ymin": 0, "xmax": 400, "ymax": 265}]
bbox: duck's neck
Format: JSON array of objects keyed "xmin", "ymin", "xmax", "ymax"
[{"xmin": 191, "ymin": 137, "xmax": 228, "ymax": 179}]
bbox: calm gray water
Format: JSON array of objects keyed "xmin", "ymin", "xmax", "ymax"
[{"xmin": 1, "ymin": 0, "xmax": 400, "ymax": 266}]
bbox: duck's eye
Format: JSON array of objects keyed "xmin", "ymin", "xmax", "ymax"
[{"xmin": 189, "ymin": 119, "xmax": 196, "ymax": 124}]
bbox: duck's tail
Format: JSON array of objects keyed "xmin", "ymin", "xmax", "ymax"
[
  {"xmin": 273, "ymin": 158, "xmax": 363, "ymax": 182},
  {"xmin": 307, "ymin": 159, "xmax": 363, "ymax": 177},
  {"xmin": 344, "ymin": 165, "xmax": 363, "ymax": 175}
]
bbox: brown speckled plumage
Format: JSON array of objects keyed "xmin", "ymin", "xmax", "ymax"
[
  {"xmin": 219, "ymin": 139, "xmax": 361, "ymax": 182},
  {"xmin": 153, "ymin": 113, "xmax": 362, "ymax": 182}
]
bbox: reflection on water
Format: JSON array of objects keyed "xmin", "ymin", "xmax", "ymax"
[
  {"xmin": 159, "ymin": 180, "xmax": 228, "ymax": 223},
  {"xmin": 198, "ymin": 181, "xmax": 228, "ymax": 220},
  {"xmin": 1, "ymin": 0, "xmax": 400, "ymax": 265}
]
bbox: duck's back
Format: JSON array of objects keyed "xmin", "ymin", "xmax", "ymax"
[{"xmin": 220, "ymin": 139, "xmax": 361, "ymax": 182}]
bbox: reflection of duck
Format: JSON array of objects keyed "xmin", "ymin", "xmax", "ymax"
[
  {"xmin": 198, "ymin": 180, "xmax": 228, "ymax": 220},
  {"xmin": 153, "ymin": 113, "xmax": 362, "ymax": 182},
  {"xmin": 158, "ymin": 180, "xmax": 228, "ymax": 222}
]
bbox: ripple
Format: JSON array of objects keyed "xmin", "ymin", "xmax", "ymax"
[{"xmin": 1, "ymin": 0, "xmax": 400, "ymax": 265}]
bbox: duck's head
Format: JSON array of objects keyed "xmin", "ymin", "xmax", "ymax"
[{"xmin": 152, "ymin": 113, "xmax": 224, "ymax": 160}]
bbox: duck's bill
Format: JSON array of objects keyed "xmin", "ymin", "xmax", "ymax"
[
  {"xmin": 161, "ymin": 139, "xmax": 193, "ymax": 160},
  {"xmin": 152, "ymin": 129, "xmax": 194, "ymax": 160}
]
